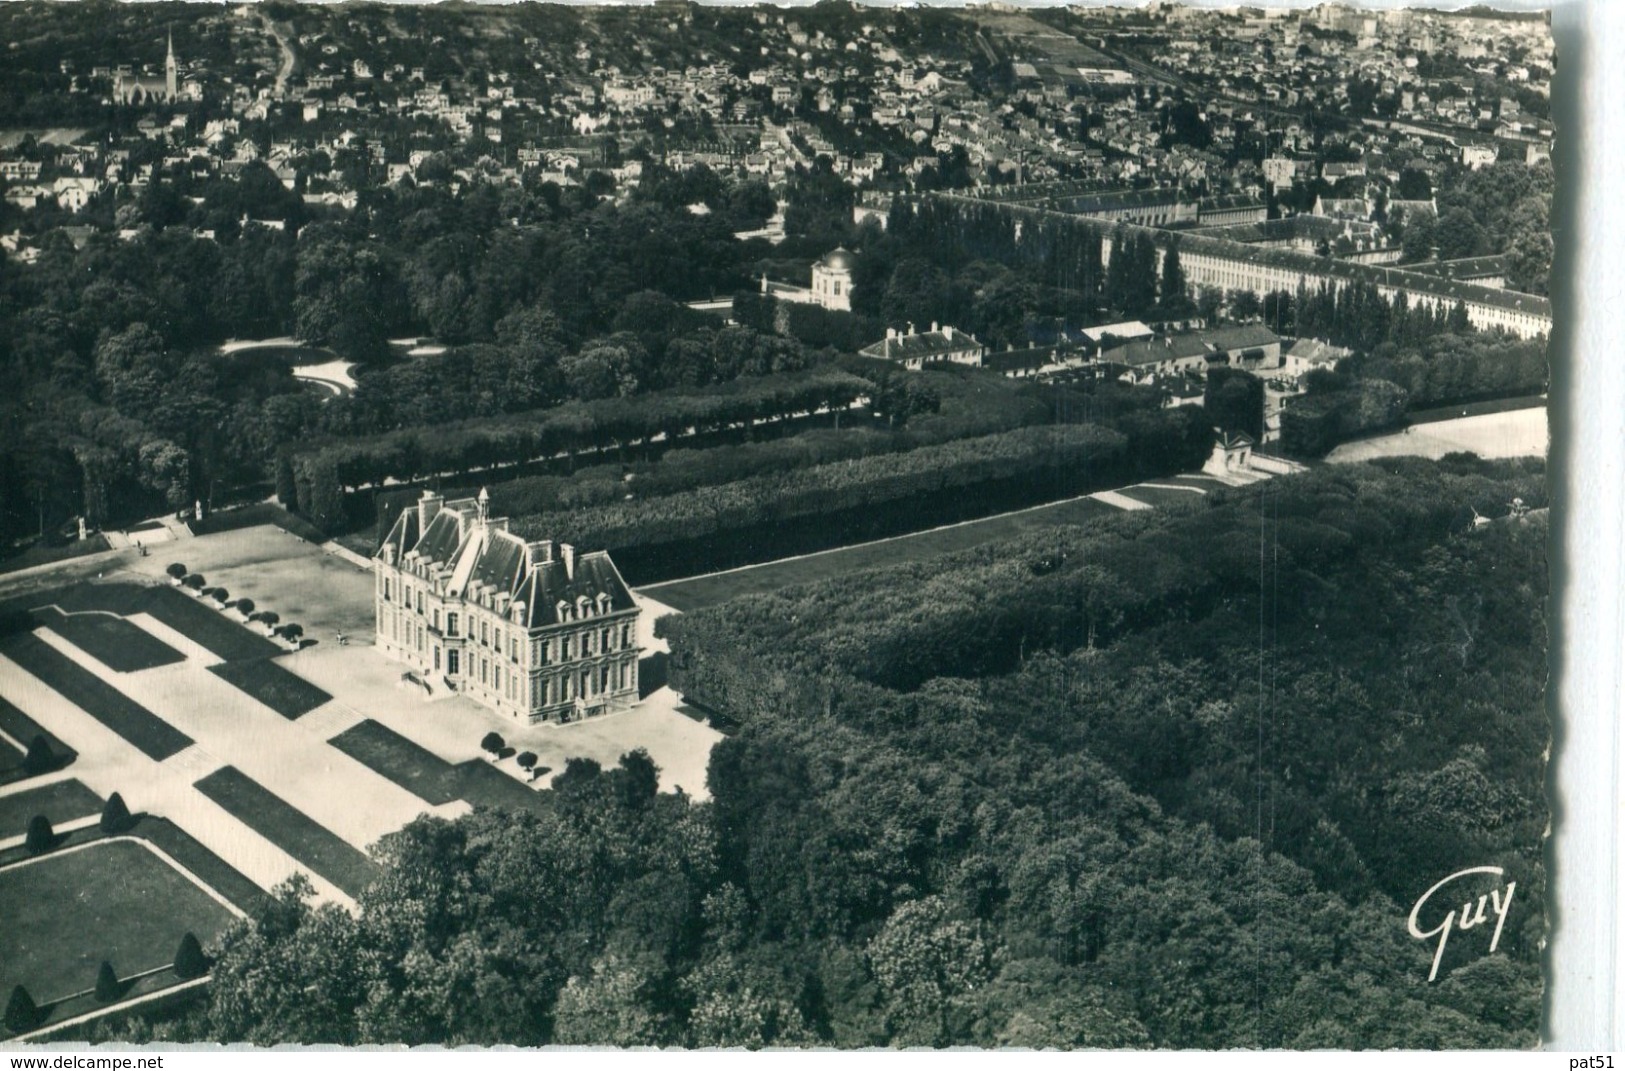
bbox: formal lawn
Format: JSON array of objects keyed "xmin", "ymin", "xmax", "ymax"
[
  {"xmin": 33, "ymin": 607, "xmax": 185, "ymax": 672},
  {"xmin": 0, "ymin": 634, "xmax": 193, "ymax": 761},
  {"xmin": 207, "ymin": 659, "xmax": 332, "ymax": 720},
  {"xmin": 0, "ymin": 536, "xmax": 113, "ymax": 578},
  {"xmin": 0, "ymin": 839, "xmax": 237, "ymax": 1009},
  {"xmin": 46, "ymin": 584, "xmax": 283, "ymax": 663},
  {"xmin": 0, "ymin": 778, "xmax": 103, "ymax": 839},
  {"xmin": 194, "ymin": 766, "xmax": 378, "ymax": 899},
  {"xmin": 0, "ymin": 696, "xmax": 75, "ymax": 784},
  {"xmin": 328, "ymin": 720, "xmax": 547, "ymax": 815},
  {"xmin": 643, "ymin": 493, "xmax": 1121, "ymax": 612},
  {"xmin": 1115, "ymin": 484, "xmax": 1211, "ymax": 510}
]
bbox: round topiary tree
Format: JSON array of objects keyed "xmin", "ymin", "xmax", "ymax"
[
  {"xmin": 166, "ymin": 563, "xmax": 187, "ymax": 583},
  {"xmin": 94, "ymin": 961, "xmax": 120, "ymax": 1003},
  {"xmin": 183, "ymin": 574, "xmax": 205, "ymax": 593},
  {"xmin": 210, "ymin": 588, "xmax": 229, "ymax": 605},
  {"xmin": 481, "ymin": 732, "xmax": 505, "ymax": 760},
  {"xmin": 276, "ymin": 623, "xmax": 303, "ymax": 644},
  {"xmin": 236, "ymin": 598, "xmax": 256, "ymax": 618},
  {"xmin": 100, "ymin": 792, "xmax": 132, "ymax": 834},
  {"xmin": 173, "ymin": 932, "xmax": 208, "ymax": 980},
  {"xmin": 259, "ymin": 611, "xmax": 280, "ymax": 634},
  {"xmin": 22, "ymin": 735, "xmax": 55, "ymax": 775},
  {"xmin": 4, "ymin": 984, "xmax": 38, "ymax": 1033},
  {"xmin": 24, "ymin": 815, "xmax": 53, "ymax": 854},
  {"xmin": 517, "ymin": 751, "xmax": 539, "ymax": 779}
]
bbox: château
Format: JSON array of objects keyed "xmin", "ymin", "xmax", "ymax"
[{"xmin": 375, "ymin": 490, "xmax": 641, "ymax": 723}]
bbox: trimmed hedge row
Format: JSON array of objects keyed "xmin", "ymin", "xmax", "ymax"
[
  {"xmin": 511, "ymin": 423, "xmax": 1128, "ymax": 555},
  {"xmin": 285, "ymin": 369, "xmax": 873, "ymax": 530}
]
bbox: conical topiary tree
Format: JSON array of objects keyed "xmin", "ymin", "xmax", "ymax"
[
  {"xmin": 173, "ymin": 932, "xmax": 208, "ymax": 980},
  {"xmin": 100, "ymin": 792, "xmax": 132, "ymax": 834},
  {"xmin": 22, "ymin": 734, "xmax": 55, "ymax": 775},
  {"xmin": 4, "ymin": 984, "xmax": 38, "ymax": 1033},
  {"xmin": 24, "ymin": 815, "xmax": 53, "ymax": 854},
  {"xmin": 95, "ymin": 961, "xmax": 120, "ymax": 1003}
]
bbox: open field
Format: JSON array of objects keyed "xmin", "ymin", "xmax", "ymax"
[
  {"xmin": 643, "ymin": 493, "xmax": 1121, "ymax": 612},
  {"xmin": 208, "ymin": 659, "xmax": 332, "ymax": 720},
  {"xmin": 1327, "ymin": 406, "xmax": 1548, "ymax": 464},
  {"xmin": 34, "ymin": 607, "xmax": 185, "ymax": 673},
  {"xmin": 194, "ymin": 766, "xmax": 379, "ymax": 899},
  {"xmin": 0, "ymin": 839, "xmax": 237, "ymax": 1008},
  {"xmin": 328, "ymin": 720, "xmax": 548, "ymax": 814},
  {"xmin": 0, "ymin": 778, "xmax": 103, "ymax": 838},
  {"xmin": 0, "ymin": 634, "xmax": 193, "ymax": 761}
]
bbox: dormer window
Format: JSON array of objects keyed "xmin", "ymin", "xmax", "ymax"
[{"xmin": 576, "ymin": 595, "xmax": 590, "ymax": 618}]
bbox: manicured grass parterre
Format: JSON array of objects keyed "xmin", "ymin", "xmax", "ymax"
[
  {"xmin": 643, "ymin": 492, "xmax": 1121, "ymax": 612},
  {"xmin": 33, "ymin": 607, "xmax": 185, "ymax": 673},
  {"xmin": 328, "ymin": 720, "xmax": 547, "ymax": 815},
  {"xmin": 48, "ymin": 584, "xmax": 282, "ymax": 662},
  {"xmin": 0, "ymin": 697, "xmax": 75, "ymax": 784},
  {"xmin": 1114, "ymin": 484, "xmax": 1211, "ymax": 510},
  {"xmin": 194, "ymin": 766, "xmax": 378, "ymax": 899},
  {"xmin": 0, "ymin": 634, "xmax": 193, "ymax": 761},
  {"xmin": 0, "ymin": 839, "xmax": 236, "ymax": 1009},
  {"xmin": 207, "ymin": 659, "xmax": 332, "ymax": 720},
  {"xmin": 0, "ymin": 778, "xmax": 103, "ymax": 838},
  {"xmin": 0, "ymin": 535, "xmax": 112, "ymax": 578}
]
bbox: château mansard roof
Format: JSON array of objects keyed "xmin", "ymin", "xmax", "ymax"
[{"xmin": 376, "ymin": 491, "xmax": 636, "ymax": 631}]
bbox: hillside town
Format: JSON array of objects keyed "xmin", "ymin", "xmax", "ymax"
[
  {"xmin": 2, "ymin": 3, "xmax": 1551, "ymax": 257},
  {"xmin": 0, "ymin": 2, "xmax": 1555, "ymax": 1051}
]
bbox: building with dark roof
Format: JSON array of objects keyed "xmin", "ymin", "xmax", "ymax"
[
  {"xmin": 860, "ymin": 323, "xmax": 985, "ymax": 369},
  {"xmin": 375, "ymin": 489, "xmax": 640, "ymax": 723}
]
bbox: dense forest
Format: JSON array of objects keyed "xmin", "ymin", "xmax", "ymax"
[{"xmin": 96, "ymin": 459, "xmax": 1548, "ymax": 1048}]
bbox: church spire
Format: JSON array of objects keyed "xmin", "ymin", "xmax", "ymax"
[{"xmin": 165, "ymin": 29, "xmax": 177, "ymax": 100}]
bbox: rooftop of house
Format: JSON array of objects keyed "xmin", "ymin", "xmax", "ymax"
[
  {"xmin": 378, "ymin": 492, "xmax": 636, "ymax": 630},
  {"xmin": 860, "ymin": 323, "xmax": 984, "ymax": 362}
]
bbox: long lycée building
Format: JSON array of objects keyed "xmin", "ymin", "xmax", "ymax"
[
  {"xmin": 374, "ymin": 489, "xmax": 641, "ymax": 723},
  {"xmin": 934, "ymin": 192, "xmax": 1551, "ymax": 339}
]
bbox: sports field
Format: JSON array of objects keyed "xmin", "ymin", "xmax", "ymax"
[{"xmin": 0, "ymin": 839, "xmax": 236, "ymax": 1008}]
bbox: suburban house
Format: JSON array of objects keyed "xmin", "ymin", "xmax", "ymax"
[{"xmin": 860, "ymin": 323, "xmax": 986, "ymax": 369}]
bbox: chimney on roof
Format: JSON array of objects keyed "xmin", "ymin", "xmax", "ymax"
[
  {"xmin": 418, "ymin": 490, "xmax": 443, "ymax": 534},
  {"xmin": 559, "ymin": 542, "xmax": 576, "ymax": 579},
  {"xmin": 931, "ymin": 321, "xmax": 939, "ymax": 334},
  {"xmin": 943, "ymin": 325, "xmax": 954, "ymax": 341}
]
